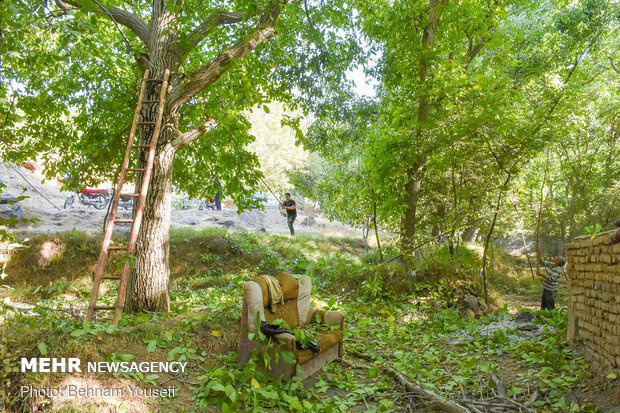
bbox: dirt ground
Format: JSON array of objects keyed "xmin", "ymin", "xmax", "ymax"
[{"xmin": 0, "ymin": 162, "xmax": 362, "ymax": 238}]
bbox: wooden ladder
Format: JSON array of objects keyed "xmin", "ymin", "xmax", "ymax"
[{"xmin": 87, "ymin": 69, "xmax": 170, "ymax": 325}]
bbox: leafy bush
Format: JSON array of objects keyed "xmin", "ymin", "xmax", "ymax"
[{"xmin": 414, "ymin": 245, "xmax": 480, "ymax": 280}]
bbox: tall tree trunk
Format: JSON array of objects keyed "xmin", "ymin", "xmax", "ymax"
[
  {"xmin": 363, "ymin": 227, "xmax": 368, "ymax": 253},
  {"xmin": 449, "ymin": 167, "xmax": 458, "ymax": 258},
  {"xmin": 481, "ymin": 174, "xmax": 511, "ymax": 305},
  {"xmin": 125, "ymin": 129, "xmax": 177, "ymax": 313},
  {"xmin": 400, "ymin": 0, "xmax": 444, "ymax": 260},
  {"xmin": 373, "ymin": 201, "xmax": 384, "ymax": 263},
  {"xmin": 481, "ymin": 195, "xmax": 500, "ymax": 306},
  {"xmin": 401, "ymin": 160, "xmax": 427, "ymax": 260},
  {"xmin": 123, "ymin": 49, "xmax": 180, "ymax": 313}
]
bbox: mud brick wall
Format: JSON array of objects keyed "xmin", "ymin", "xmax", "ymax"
[{"xmin": 566, "ymin": 231, "xmax": 620, "ymax": 371}]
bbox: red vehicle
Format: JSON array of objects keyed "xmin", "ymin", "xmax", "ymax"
[
  {"xmin": 64, "ymin": 188, "xmax": 110, "ymax": 210},
  {"xmin": 198, "ymin": 197, "xmax": 215, "ymax": 211}
]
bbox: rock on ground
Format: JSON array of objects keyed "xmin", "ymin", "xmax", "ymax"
[
  {"xmin": 209, "ymin": 236, "xmax": 230, "ymax": 254},
  {"xmin": 180, "ymin": 216, "xmax": 198, "ymax": 225},
  {"xmin": 463, "ymin": 295, "xmax": 481, "ymax": 315},
  {"xmin": 514, "ymin": 311, "xmax": 537, "ymax": 323}
]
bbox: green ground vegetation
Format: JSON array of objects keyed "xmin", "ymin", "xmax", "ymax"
[{"xmin": 1, "ymin": 229, "xmax": 615, "ymax": 412}]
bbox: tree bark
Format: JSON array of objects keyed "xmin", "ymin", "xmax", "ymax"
[
  {"xmin": 401, "ymin": 162, "xmax": 426, "ymax": 260},
  {"xmin": 481, "ymin": 174, "xmax": 511, "ymax": 305},
  {"xmin": 400, "ymin": 0, "xmax": 445, "ymax": 261},
  {"xmin": 125, "ymin": 139, "xmax": 176, "ymax": 313}
]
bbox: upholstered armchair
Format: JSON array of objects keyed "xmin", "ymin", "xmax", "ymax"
[{"xmin": 239, "ymin": 272, "xmax": 344, "ymax": 381}]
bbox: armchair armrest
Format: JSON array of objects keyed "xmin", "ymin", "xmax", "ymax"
[
  {"xmin": 274, "ymin": 332, "xmax": 296, "ymax": 346},
  {"xmin": 307, "ymin": 308, "xmax": 344, "ymax": 329},
  {"xmin": 273, "ymin": 332, "xmax": 298, "ymax": 366}
]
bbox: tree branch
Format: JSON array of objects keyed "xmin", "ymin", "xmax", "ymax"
[
  {"xmin": 92, "ymin": 0, "xmax": 133, "ymax": 53},
  {"xmin": 172, "ymin": 118, "xmax": 219, "ymax": 149},
  {"xmin": 55, "ymin": 0, "xmax": 148, "ymax": 43},
  {"xmin": 341, "ymin": 355, "xmax": 471, "ymax": 413},
  {"xmin": 168, "ymin": 1, "xmax": 288, "ymax": 108},
  {"xmin": 610, "ymin": 55, "xmax": 620, "ymax": 74},
  {"xmin": 186, "ymin": 11, "xmax": 250, "ymax": 49}
]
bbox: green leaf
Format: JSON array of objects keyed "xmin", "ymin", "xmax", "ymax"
[
  {"xmin": 280, "ymin": 351, "xmax": 295, "ymax": 365},
  {"xmin": 38, "ymin": 342, "xmax": 48, "ymax": 355},
  {"xmin": 146, "ymin": 340, "xmax": 157, "ymax": 353},
  {"xmin": 211, "ymin": 382, "xmax": 226, "ymax": 392},
  {"xmin": 225, "ymin": 384, "xmax": 237, "ymax": 402},
  {"xmin": 256, "ymin": 388, "xmax": 279, "ymax": 399},
  {"xmin": 144, "ymin": 374, "xmax": 159, "ymax": 385},
  {"xmin": 77, "ymin": 0, "xmax": 96, "ymax": 12}
]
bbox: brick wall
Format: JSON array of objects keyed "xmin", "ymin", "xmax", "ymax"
[{"xmin": 566, "ymin": 231, "xmax": 620, "ymax": 371}]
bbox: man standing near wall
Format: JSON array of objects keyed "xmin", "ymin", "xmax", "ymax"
[
  {"xmin": 536, "ymin": 247, "xmax": 566, "ymax": 310},
  {"xmin": 281, "ymin": 193, "xmax": 297, "ymax": 236}
]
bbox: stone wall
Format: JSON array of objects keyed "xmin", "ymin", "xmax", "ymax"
[{"xmin": 566, "ymin": 231, "xmax": 620, "ymax": 371}]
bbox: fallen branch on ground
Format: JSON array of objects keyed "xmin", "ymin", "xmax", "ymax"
[
  {"xmin": 341, "ymin": 355, "xmax": 471, "ymax": 413},
  {"xmin": 343, "ymin": 352, "xmax": 540, "ymax": 413}
]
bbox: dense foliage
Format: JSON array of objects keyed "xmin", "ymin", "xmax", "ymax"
[{"xmin": 303, "ymin": 0, "xmax": 619, "ymax": 254}]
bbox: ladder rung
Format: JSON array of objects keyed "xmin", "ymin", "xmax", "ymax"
[
  {"xmin": 137, "ymin": 121, "xmax": 156, "ymax": 125},
  {"xmin": 94, "ymin": 306, "xmax": 118, "ymax": 311},
  {"xmin": 132, "ymin": 145, "xmax": 151, "ymax": 149},
  {"xmin": 108, "ymin": 246, "xmax": 128, "ymax": 251},
  {"xmin": 146, "ymin": 78, "xmax": 164, "ymax": 83},
  {"xmin": 120, "ymin": 193, "xmax": 140, "ymax": 197},
  {"xmin": 102, "ymin": 276, "xmax": 121, "ymax": 280},
  {"xmin": 114, "ymin": 219, "xmax": 134, "ymax": 223},
  {"xmin": 142, "ymin": 100, "xmax": 159, "ymax": 103},
  {"xmin": 127, "ymin": 168, "xmax": 146, "ymax": 172}
]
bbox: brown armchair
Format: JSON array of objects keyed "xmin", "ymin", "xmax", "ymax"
[{"xmin": 239, "ymin": 272, "xmax": 344, "ymax": 381}]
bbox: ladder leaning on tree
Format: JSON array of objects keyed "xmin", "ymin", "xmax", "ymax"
[{"xmin": 87, "ymin": 69, "xmax": 170, "ymax": 325}]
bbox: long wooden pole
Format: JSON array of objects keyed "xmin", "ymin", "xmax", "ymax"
[
  {"xmin": 8, "ymin": 163, "xmax": 62, "ymax": 211},
  {"xmin": 508, "ymin": 196, "xmax": 535, "ymax": 279},
  {"xmin": 373, "ymin": 198, "xmax": 384, "ymax": 263},
  {"xmin": 258, "ymin": 176, "xmax": 283, "ymax": 205},
  {"xmin": 535, "ymin": 149, "xmax": 550, "ymax": 264}
]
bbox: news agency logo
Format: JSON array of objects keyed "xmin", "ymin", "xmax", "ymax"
[
  {"xmin": 20, "ymin": 358, "xmax": 188, "ymax": 374},
  {"xmin": 21, "ymin": 358, "xmax": 81, "ymax": 373}
]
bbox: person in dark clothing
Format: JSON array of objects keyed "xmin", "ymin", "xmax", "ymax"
[
  {"xmin": 214, "ymin": 191, "xmax": 221, "ymax": 210},
  {"xmin": 212, "ymin": 178, "xmax": 222, "ymax": 211},
  {"xmin": 214, "ymin": 180, "xmax": 221, "ymax": 211},
  {"xmin": 536, "ymin": 247, "xmax": 565, "ymax": 310},
  {"xmin": 281, "ymin": 193, "xmax": 296, "ymax": 235}
]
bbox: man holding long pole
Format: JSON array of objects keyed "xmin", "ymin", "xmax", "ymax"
[{"xmin": 281, "ymin": 193, "xmax": 297, "ymax": 236}]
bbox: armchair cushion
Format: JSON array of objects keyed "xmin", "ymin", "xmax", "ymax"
[{"xmin": 297, "ymin": 329, "xmax": 343, "ymax": 364}]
